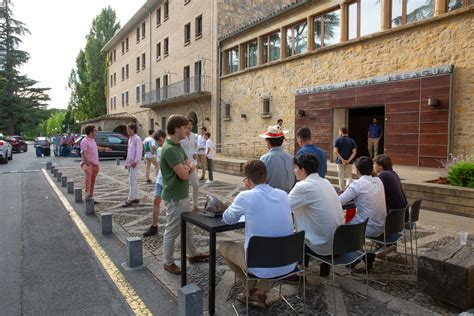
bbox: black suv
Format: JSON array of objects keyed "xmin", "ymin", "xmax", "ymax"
[{"xmin": 73, "ymin": 132, "xmax": 129, "ymax": 158}]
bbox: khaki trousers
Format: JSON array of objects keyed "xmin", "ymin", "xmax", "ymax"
[
  {"xmin": 197, "ymin": 154, "xmax": 206, "ymax": 178},
  {"xmin": 145, "ymin": 157, "xmax": 159, "ymax": 181},
  {"xmin": 218, "ymin": 241, "xmax": 271, "ymax": 291},
  {"xmin": 337, "ymin": 163, "xmax": 353, "ymax": 192},
  {"xmin": 368, "ymin": 137, "xmax": 380, "ymax": 159}
]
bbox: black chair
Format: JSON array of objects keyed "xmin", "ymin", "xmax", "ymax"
[
  {"xmin": 234, "ymin": 231, "xmax": 306, "ymax": 315},
  {"xmin": 405, "ymin": 198, "xmax": 422, "ymax": 267},
  {"xmin": 366, "ymin": 207, "xmax": 409, "ymax": 281},
  {"xmin": 306, "ymin": 219, "xmax": 369, "ymax": 315}
]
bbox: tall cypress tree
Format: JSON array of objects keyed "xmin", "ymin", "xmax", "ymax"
[{"xmin": 0, "ymin": 0, "xmax": 50, "ymax": 134}]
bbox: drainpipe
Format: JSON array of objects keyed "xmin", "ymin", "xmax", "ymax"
[
  {"xmin": 216, "ymin": 42, "xmax": 222, "ymax": 152},
  {"xmin": 148, "ymin": 8, "xmax": 153, "ymax": 130},
  {"xmin": 448, "ymin": 66, "xmax": 455, "ymax": 156}
]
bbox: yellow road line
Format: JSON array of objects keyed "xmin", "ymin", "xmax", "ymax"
[{"xmin": 42, "ymin": 169, "xmax": 152, "ymax": 315}]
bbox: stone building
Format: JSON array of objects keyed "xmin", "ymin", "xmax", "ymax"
[
  {"xmin": 219, "ymin": 0, "xmax": 474, "ymax": 167},
  {"xmin": 101, "ymin": 0, "xmax": 296, "ymax": 138}
]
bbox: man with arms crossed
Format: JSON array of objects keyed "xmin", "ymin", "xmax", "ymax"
[
  {"xmin": 122, "ymin": 123, "xmax": 143, "ymax": 207},
  {"xmin": 334, "ymin": 127, "xmax": 357, "ymax": 192},
  {"xmin": 180, "ymin": 119, "xmax": 200, "ymax": 211}
]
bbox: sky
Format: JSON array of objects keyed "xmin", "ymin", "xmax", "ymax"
[{"xmin": 13, "ymin": 0, "xmax": 144, "ymax": 110}]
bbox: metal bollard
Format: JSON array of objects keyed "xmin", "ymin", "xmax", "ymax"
[
  {"xmin": 61, "ymin": 176, "xmax": 67, "ymax": 187},
  {"xmin": 100, "ymin": 213, "xmax": 112, "ymax": 235},
  {"xmin": 116, "ymin": 158, "xmax": 120, "ymax": 165},
  {"xmin": 122, "ymin": 237, "xmax": 143, "ymax": 270},
  {"xmin": 56, "ymin": 172, "xmax": 62, "ymax": 182},
  {"xmin": 178, "ymin": 284, "xmax": 203, "ymax": 316},
  {"xmin": 67, "ymin": 181, "xmax": 74, "ymax": 194},
  {"xmin": 53, "ymin": 168, "xmax": 58, "ymax": 177},
  {"xmin": 85, "ymin": 197, "xmax": 94, "ymax": 215},
  {"xmin": 74, "ymin": 188, "xmax": 82, "ymax": 203},
  {"xmin": 46, "ymin": 162, "xmax": 52, "ymax": 170},
  {"xmin": 50, "ymin": 166, "xmax": 55, "ymax": 174}
]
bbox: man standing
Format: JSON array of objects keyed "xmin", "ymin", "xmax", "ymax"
[
  {"xmin": 161, "ymin": 115, "xmax": 208, "ymax": 274},
  {"xmin": 259, "ymin": 125, "xmax": 294, "ymax": 193},
  {"xmin": 53, "ymin": 132, "xmax": 60, "ymax": 157},
  {"xmin": 122, "ymin": 123, "xmax": 143, "ymax": 207},
  {"xmin": 80, "ymin": 125, "xmax": 111, "ymax": 199},
  {"xmin": 334, "ymin": 127, "xmax": 357, "ymax": 192},
  {"xmin": 143, "ymin": 129, "xmax": 158, "ymax": 184},
  {"xmin": 204, "ymin": 132, "xmax": 214, "ymax": 184},
  {"xmin": 295, "ymin": 127, "xmax": 327, "ymax": 178},
  {"xmin": 197, "ymin": 127, "xmax": 207, "ymax": 180},
  {"xmin": 180, "ymin": 119, "xmax": 200, "ymax": 211},
  {"xmin": 368, "ymin": 117, "xmax": 383, "ymax": 159},
  {"xmin": 219, "ymin": 160, "xmax": 295, "ymax": 309}
]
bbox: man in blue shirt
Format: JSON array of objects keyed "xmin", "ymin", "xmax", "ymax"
[
  {"xmin": 295, "ymin": 127, "xmax": 327, "ymax": 178},
  {"xmin": 367, "ymin": 117, "xmax": 383, "ymax": 159},
  {"xmin": 334, "ymin": 127, "xmax": 357, "ymax": 192}
]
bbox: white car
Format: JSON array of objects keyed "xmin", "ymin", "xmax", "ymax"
[{"xmin": 0, "ymin": 133, "xmax": 13, "ymax": 164}]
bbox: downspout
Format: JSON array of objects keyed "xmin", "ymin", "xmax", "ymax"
[
  {"xmin": 148, "ymin": 8, "xmax": 153, "ymax": 129},
  {"xmin": 217, "ymin": 42, "xmax": 222, "ymax": 152},
  {"xmin": 447, "ymin": 65, "xmax": 455, "ymax": 156}
]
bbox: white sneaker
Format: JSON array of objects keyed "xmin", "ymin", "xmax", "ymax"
[{"xmin": 205, "ymin": 180, "xmax": 213, "ymax": 184}]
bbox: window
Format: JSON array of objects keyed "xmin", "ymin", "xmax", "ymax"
[
  {"xmin": 136, "ymin": 27, "xmax": 140, "ymax": 43},
  {"xmin": 125, "ymin": 37, "xmax": 129, "ymax": 51},
  {"xmin": 286, "ymin": 21, "xmax": 308, "ymax": 57},
  {"xmin": 194, "ymin": 60, "xmax": 202, "ymax": 91},
  {"xmin": 184, "ymin": 23, "xmax": 191, "ymax": 44},
  {"xmin": 136, "ymin": 56, "xmax": 140, "ymax": 72},
  {"xmin": 391, "ymin": 0, "xmax": 435, "ymax": 27},
  {"xmin": 121, "ymin": 92, "xmax": 125, "ymax": 106},
  {"xmin": 141, "ymin": 22, "xmax": 146, "ymax": 39},
  {"xmin": 314, "ymin": 8, "xmax": 341, "ymax": 48},
  {"xmin": 224, "ymin": 103, "xmax": 231, "ymax": 119},
  {"xmin": 149, "ymin": 118, "xmax": 155, "ymax": 131},
  {"xmin": 161, "ymin": 117, "xmax": 167, "ymax": 130},
  {"xmin": 164, "ymin": 1, "xmax": 169, "ymax": 20},
  {"xmin": 141, "ymin": 84, "xmax": 146, "ymax": 102},
  {"xmin": 156, "ymin": 42, "xmax": 161, "ymax": 60},
  {"xmin": 163, "ymin": 75, "xmax": 168, "ymax": 99},
  {"xmin": 361, "ymin": 0, "xmax": 381, "ymax": 37},
  {"xmin": 225, "ymin": 47, "xmax": 239, "ymax": 74},
  {"xmin": 141, "ymin": 53, "xmax": 146, "ymax": 69},
  {"xmin": 110, "ymin": 97, "xmax": 113, "ymax": 110},
  {"xmin": 243, "ymin": 40, "xmax": 258, "ymax": 69},
  {"xmin": 125, "ymin": 91, "xmax": 129, "ymax": 105},
  {"xmin": 121, "ymin": 41, "xmax": 125, "ymax": 55},
  {"xmin": 156, "ymin": 8, "xmax": 161, "ymax": 26},
  {"xmin": 447, "ymin": 0, "xmax": 473, "ymax": 10},
  {"xmin": 126, "ymin": 64, "xmax": 129, "ymax": 78},
  {"xmin": 109, "ymin": 52, "xmax": 113, "ymax": 64},
  {"xmin": 113, "ymin": 96, "xmax": 116, "ymax": 110},
  {"xmin": 121, "ymin": 67, "xmax": 125, "ymax": 81},
  {"xmin": 183, "ymin": 65, "xmax": 190, "ymax": 93},
  {"xmin": 113, "ymin": 73, "xmax": 116, "ymax": 86},
  {"xmin": 164, "ymin": 37, "xmax": 169, "ymax": 56},
  {"xmin": 108, "ymin": 136, "xmax": 125, "ymax": 144},
  {"xmin": 110, "ymin": 74, "xmax": 113, "ymax": 87},
  {"xmin": 262, "ymin": 97, "xmax": 271, "ymax": 116},
  {"xmin": 195, "ymin": 15, "xmax": 202, "ymax": 38},
  {"xmin": 113, "ymin": 49, "xmax": 116, "ymax": 62},
  {"xmin": 262, "ymin": 32, "xmax": 280, "ymax": 64},
  {"xmin": 155, "ymin": 78, "xmax": 161, "ymax": 100},
  {"xmin": 136, "ymin": 86, "xmax": 140, "ymax": 103}
]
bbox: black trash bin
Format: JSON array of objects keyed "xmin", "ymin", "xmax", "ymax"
[
  {"xmin": 44, "ymin": 147, "xmax": 51, "ymax": 157},
  {"xmin": 35, "ymin": 146, "xmax": 43, "ymax": 157}
]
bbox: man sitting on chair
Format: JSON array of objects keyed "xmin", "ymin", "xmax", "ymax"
[{"xmin": 219, "ymin": 160, "xmax": 295, "ymax": 309}]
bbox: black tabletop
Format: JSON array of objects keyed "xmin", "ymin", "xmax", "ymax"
[
  {"xmin": 342, "ymin": 201, "xmax": 356, "ymax": 210},
  {"xmin": 181, "ymin": 212, "xmax": 245, "ymax": 233}
]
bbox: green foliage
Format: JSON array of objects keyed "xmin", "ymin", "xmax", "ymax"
[
  {"xmin": 448, "ymin": 161, "xmax": 474, "ymax": 188},
  {"xmin": 45, "ymin": 111, "xmax": 65, "ymax": 134}
]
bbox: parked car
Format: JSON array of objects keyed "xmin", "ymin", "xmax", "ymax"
[
  {"xmin": 0, "ymin": 133, "xmax": 13, "ymax": 164},
  {"xmin": 34, "ymin": 136, "xmax": 51, "ymax": 157},
  {"xmin": 7, "ymin": 135, "xmax": 28, "ymax": 153},
  {"xmin": 73, "ymin": 132, "xmax": 129, "ymax": 158}
]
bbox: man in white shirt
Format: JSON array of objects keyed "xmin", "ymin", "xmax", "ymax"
[
  {"xmin": 288, "ymin": 154, "xmax": 344, "ymax": 276},
  {"xmin": 143, "ymin": 129, "xmax": 158, "ymax": 184},
  {"xmin": 197, "ymin": 127, "xmax": 207, "ymax": 180},
  {"xmin": 179, "ymin": 119, "xmax": 200, "ymax": 212},
  {"xmin": 204, "ymin": 132, "xmax": 214, "ymax": 184},
  {"xmin": 219, "ymin": 160, "xmax": 295, "ymax": 309}
]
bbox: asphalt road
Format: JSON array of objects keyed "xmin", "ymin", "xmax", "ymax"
[{"xmin": 0, "ymin": 145, "xmax": 176, "ymax": 315}]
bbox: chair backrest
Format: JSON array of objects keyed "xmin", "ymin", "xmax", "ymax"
[
  {"xmin": 247, "ymin": 231, "xmax": 305, "ymax": 269},
  {"xmin": 385, "ymin": 207, "xmax": 407, "ymax": 235},
  {"xmin": 410, "ymin": 198, "xmax": 422, "ymax": 223},
  {"xmin": 332, "ymin": 219, "xmax": 368, "ymax": 256}
]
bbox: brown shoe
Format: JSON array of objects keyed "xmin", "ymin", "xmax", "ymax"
[
  {"xmin": 131, "ymin": 199, "xmax": 140, "ymax": 204},
  {"xmin": 164, "ymin": 263, "xmax": 181, "ymax": 275},
  {"xmin": 236, "ymin": 290, "xmax": 266, "ymax": 309},
  {"xmin": 188, "ymin": 253, "xmax": 209, "ymax": 263},
  {"xmin": 121, "ymin": 201, "xmax": 133, "ymax": 207}
]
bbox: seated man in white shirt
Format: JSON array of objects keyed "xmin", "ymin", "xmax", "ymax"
[
  {"xmin": 288, "ymin": 154, "xmax": 344, "ymax": 277},
  {"xmin": 219, "ymin": 160, "xmax": 295, "ymax": 309},
  {"xmin": 339, "ymin": 156, "xmax": 387, "ymax": 269}
]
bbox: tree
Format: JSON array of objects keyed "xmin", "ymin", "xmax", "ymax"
[
  {"xmin": 0, "ymin": 0, "xmax": 50, "ymax": 134},
  {"xmin": 68, "ymin": 6, "xmax": 120, "ymax": 121}
]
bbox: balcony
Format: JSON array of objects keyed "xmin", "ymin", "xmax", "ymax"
[{"xmin": 141, "ymin": 75, "xmax": 211, "ymax": 108}]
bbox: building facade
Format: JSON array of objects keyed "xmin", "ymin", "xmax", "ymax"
[
  {"xmin": 102, "ymin": 0, "xmax": 296, "ymax": 138},
  {"xmin": 219, "ymin": 0, "xmax": 473, "ymax": 167}
]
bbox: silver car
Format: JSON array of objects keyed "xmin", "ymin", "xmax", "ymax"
[{"xmin": 0, "ymin": 133, "xmax": 13, "ymax": 164}]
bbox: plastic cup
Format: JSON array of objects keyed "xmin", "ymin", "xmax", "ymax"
[{"xmin": 459, "ymin": 231, "xmax": 468, "ymax": 246}]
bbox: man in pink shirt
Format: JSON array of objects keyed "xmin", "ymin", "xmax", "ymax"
[
  {"xmin": 122, "ymin": 123, "xmax": 143, "ymax": 207},
  {"xmin": 80, "ymin": 125, "xmax": 111, "ymax": 199}
]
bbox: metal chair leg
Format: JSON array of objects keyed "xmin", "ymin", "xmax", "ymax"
[
  {"xmin": 365, "ymin": 252, "xmax": 369, "ymax": 297},
  {"xmin": 409, "ymin": 227, "xmax": 414, "ymax": 267},
  {"xmin": 303, "ymin": 271, "xmax": 306, "ymax": 315},
  {"xmin": 404, "ymin": 234, "xmax": 409, "ymax": 272},
  {"xmin": 331, "ymin": 267, "xmax": 337, "ymax": 315},
  {"xmin": 246, "ymin": 278, "xmax": 249, "ymax": 316}
]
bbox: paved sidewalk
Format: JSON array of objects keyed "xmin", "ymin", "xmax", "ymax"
[{"xmin": 55, "ymin": 164, "xmax": 470, "ymax": 315}]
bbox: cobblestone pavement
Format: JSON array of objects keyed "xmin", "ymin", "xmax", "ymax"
[{"xmin": 55, "ymin": 165, "xmax": 464, "ymax": 315}]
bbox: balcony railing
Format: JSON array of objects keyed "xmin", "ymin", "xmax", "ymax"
[{"xmin": 142, "ymin": 75, "xmax": 211, "ymax": 107}]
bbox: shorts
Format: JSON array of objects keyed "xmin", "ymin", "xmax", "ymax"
[{"xmin": 154, "ymin": 183, "xmax": 163, "ymax": 198}]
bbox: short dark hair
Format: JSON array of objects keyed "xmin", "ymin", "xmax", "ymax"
[
  {"xmin": 154, "ymin": 129, "xmax": 167, "ymax": 140},
  {"xmin": 167, "ymin": 115, "xmax": 189, "ymax": 135},
  {"xmin": 148, "ymin": 129, "xmax": 154, "ymax": 136},
  {"xmin": 205, "ymin": 132, "xmax": 211, "ymax": 138},
  {"xmin": 294, "ymin": 153, "xmax": 320, "ymax": 176},
  {"xmin": 127, "ymin": 123, "xmax": 137, "ymax": 134},
  {"xmin": 266, "ymin": 136, "xmax": 284, "ymax": 147},
  {"xmin": 373, "ymin": 154, "xmax": 393, "ymax": 171},
  {"xmin": 340, "ymin": 127, "xmax": 348, "ymax": 135},
  {"xmin": 277, "ymin": 119, "xmax": 283, "ymax": 123},
  {"xmin": 84, "ymin": 125, "xmax": 95, "ymax": 135},
  {"xmin": 243, "ymin": 160, "xmax": 267, "ymax": 184},
  {"xmin": 355, "ymin": 156, "xmax": 373, "ymax": 176},
  {"xmin": 201, "ymin": 126, "xmax": 207, "ymax": 132},
  {"xmin": 296, "ymin": 127, "xmax": 311, "ymax": 141}
]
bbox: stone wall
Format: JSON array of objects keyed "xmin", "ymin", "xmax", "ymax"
[{"xmin": 219, "ymin": 8, "xmax": 474, "ymax": 158}]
